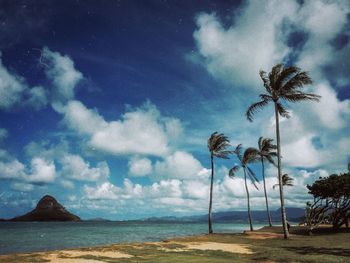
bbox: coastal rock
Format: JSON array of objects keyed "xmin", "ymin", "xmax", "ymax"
[{"xmin": 10, "ymin": 195, "xmax": 80, "ymax": 222}]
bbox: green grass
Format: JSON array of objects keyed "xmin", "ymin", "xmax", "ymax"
[{"xmin": 1, "ymin": 227, "xmax": 349, "ymax": 262}]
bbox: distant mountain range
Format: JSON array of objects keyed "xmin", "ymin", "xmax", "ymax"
[{"xmin": 143, "ymin": 207, "xmax": 305, "ymax": 223}]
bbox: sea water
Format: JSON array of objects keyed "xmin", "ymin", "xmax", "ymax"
[{"xmin": 0, "ymin": 221, "xmax": 265, "ymax": 254}]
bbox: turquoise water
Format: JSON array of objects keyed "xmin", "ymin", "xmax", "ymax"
[{"xmin": 0, "ymin": 221, "xmax": 265, "ymax": 254}]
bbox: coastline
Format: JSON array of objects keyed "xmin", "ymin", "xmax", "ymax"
[{"xmin": 1, "ymin": 226, "xmax": 349, "ymax": 262}]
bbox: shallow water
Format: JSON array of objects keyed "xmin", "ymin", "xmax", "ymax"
[{"xmin": 0, "ymin": 221, "xmax": 266, "ymax": 254}]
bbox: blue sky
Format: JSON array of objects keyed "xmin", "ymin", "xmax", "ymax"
[{"xmin": 0, "ymin": 0, "xmax": 350, "ymax": 220}]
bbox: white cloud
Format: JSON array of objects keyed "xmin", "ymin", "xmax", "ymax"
[
  {"xmin": 193, "ymin": 0, "xmax": 297, "ymax": 88},
  {"xmin": 60, "ymin": 179, "xmax": 75, "ymax": 189},
  {"xmin": 42, "ymin": 47, "xmax": 83, "ymax": 111},
  {"xmin": 26, "ymin": 157, "xmax": 56, "ymax": 184},
  {"xmin": 26, "ymin": 86, "xmax": 48, "ymax": 110},
  {"xmin": 84, "ymin": 182, "xmax": 121, "ymax": 200},
  {"xmin": 128, "ymin": 157, "xmax": 152, "ymax": 177},
  {"xmin": 296, "ymin": 1, "xmax": 350, "ymax": 82},
  {"xmin": 10, "ymin": 182, "xmax": 34, "ymax": 192},
  {"xmin": 60, "ymin": 154, "xmax": 109, "ymax": 182},
  {"xmin": 0, "ymin": 160, "xmax": 25, "ymax": 179},
  {"xmin": 0, "ymin": 53, "xmax": 27, "ymax": 109},
  {"xmin": 0, "ymin": 53, "xmax": 48, "ymax": 111},
  {"xmin": 309, "ymin": 83, "xmax": 350, "ymax": 129},
  {"xmin": 154, "ymin": 151, "xmax": 209, "ymax": 180},
  {"xmin": 63, "ymin": 100, "xmax": 182, "ymax": 157}
]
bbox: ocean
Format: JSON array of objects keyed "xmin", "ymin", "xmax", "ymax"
[{"xmin": 0, "ymin": 221, "xmax": 265, "ymax": 254}]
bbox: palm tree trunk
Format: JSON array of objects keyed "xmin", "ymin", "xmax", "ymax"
[
  {"xmin": 274, "ymin": 102, "xmax": 289, "ymax": 239},
  {"xmin": 262, "ymin": 158, "xmax": 272, "ymax": 227},
  {"xmin": 243, "ymin": 167, "xmax": 253, "ymax": 231},
  {"xmin": 208, "ymin": 154, "xmax": 214, "ymax": 234}
]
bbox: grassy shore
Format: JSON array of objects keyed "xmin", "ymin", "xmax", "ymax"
[{"xmin": 1, "ymin": 226, "xmax": 349, "ymax": 262}]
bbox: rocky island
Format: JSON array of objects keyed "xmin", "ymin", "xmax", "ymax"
[{"xmin": 9, "ymin": 195, "xmax": 80, "ymax": 222}]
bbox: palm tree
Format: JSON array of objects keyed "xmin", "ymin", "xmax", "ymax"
[
  {"xmin": 229, "ymin": 144, "xmax": 259, "ymax": 231},
  {"xmin": 255, "ymin": 137, "xmax": 277, "ymax": 227},
  {"xmin": 246, "ymin": 64, "xmax": 320, "ymax": 238},
  {"xmin": 207, "ymin": 132, "xmax": 231, "ymax": 234},
  {"xmin": 273, "ymin": 174, "xmax": 294, "ymax": 189}
]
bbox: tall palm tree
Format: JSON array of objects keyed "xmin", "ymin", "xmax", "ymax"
[
  {"xmin": 246, "ymin": 64, "xmax": 320, "ymax": 238},
  {"xmin": 229, "ymin": 144, "xmax": 259, "ymax": 231},
  {"xmin": 255, "ymin": 137, "xmax": 277, "ymax": 227},
  {"xmin": 273, "ymin": 174, "xmax": 294, "ymax": 189},
  {"xmin": 207, "ymin": 132, "xmax": 231, "ymax": 234}
]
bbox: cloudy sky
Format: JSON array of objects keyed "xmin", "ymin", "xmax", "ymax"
[{"xmin": 0, "ymin": 0, "xmax": 349, "ymax": 220}]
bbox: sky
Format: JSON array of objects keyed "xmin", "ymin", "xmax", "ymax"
[{"xmin": 0, "ymin": 0, "xmax": 349, "ymax": 220}]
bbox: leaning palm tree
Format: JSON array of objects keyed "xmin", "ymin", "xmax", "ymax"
[
  {"xmin": 255, "ymin": 137, "xmax": 277, "ymax": 227},
  {"xmin": 207, "ymin": 132, "xmax": 231, "ymax": 234},
  {"xmin": 246, "ymin": 64, "xmax": 320, "ymax": 238},
  {"xmin": 229, "ymin": 144, "xmax": 259, "ymax": 231},
  {"xmin": 273, "ymin": 174, "xmax": 294, "ymax": 189}
]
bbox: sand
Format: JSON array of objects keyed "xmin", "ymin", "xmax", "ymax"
[
  {"xmin": 183, "ymin": 242, "xmax": 253, "ymax": 254},
  {"xmin": 42, "ymin": 249, "xmax": 133, "ymax": 262}
]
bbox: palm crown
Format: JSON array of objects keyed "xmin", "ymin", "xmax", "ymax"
[
  {"xmin": 258, "ymin": 137, "xmax": 277, "ymax": 165},
  {"xmin": 273, "ymin": 174, "xmax": 294, "ymax": 189},
  {"xmin": 246, "ymin": 64, "xmax": 320, "ymax": 121},
  {"xmin": 208, "ymin": 132, "xmax": 231, "ymax": 159},
  {"xmin": 229, "ymin": 144, "xmax": 260, "ymax": 189}
]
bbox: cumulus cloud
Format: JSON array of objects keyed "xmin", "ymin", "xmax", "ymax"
[
  {"xmin": 42, "ymin": 47, "xmax": 83, "ymax": 111},
  {"xmin": 295, "ymin": 1, "xmax": 350, "ymax": 84},
  {"xmin": 154, "ymin": 151, "xmax": 209, "ymax": 180},
  {"xmin": 79, "ymin": 164, "xmax": 330, "ymax": 217},
  {"xmin": 26, "ymin": 157, "xmax": 56, "ymax": 184},
  {"xmin": 309, "ymin": 83, "xmax": 350, "ymax": 129},
  {"xmin": 63, "ymin": 100, "xmax": 182, "ymax": 157},
  {"xmin": 25, "ymin": 86, "xmax": 48, "ymax": 110},
  {"xmin": 128, "ymin": 157, "xmax": 153, "ymax": 177},
  {"xmin": 193, "ymin": 0, "xmax": 350, "ymax": 172},
  {"xmin": 193, "ymin": 0, "xmax": 297, "ymax": 88},
  {"xmin": 10, "ymin": 182, "xmax": 34, "ymax": 192},
  {"xmin": 0, "ymin": 53, "xmax": 26, "ymax": 109},
  {"xmin": 0, "ymin": 159, "xmax": 25, "ymax": 180},
  {"xmin": 193, "ymin": 0, "xmax": 350, "ymax": 88},
  {"xmin": 0, "ymin": 52, "xmax": 48, "ymax": 110},
  {"xmin": 60, "ymin": 154, "xmax": 109, "ymax": 182}
]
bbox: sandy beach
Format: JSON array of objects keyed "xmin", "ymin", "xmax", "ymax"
[{"xmin": 1, "ymin": 226, "xmax": 349, "ymax": 263}]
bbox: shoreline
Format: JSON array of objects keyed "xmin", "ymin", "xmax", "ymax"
[{"xmin": 0, "ymin": 226, "xmax": 348, "ymax": 262}]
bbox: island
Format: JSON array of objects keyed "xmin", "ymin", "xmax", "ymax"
[{"xmin": 9, "ymin": 195, "xmax": 80, "ymax": 222}]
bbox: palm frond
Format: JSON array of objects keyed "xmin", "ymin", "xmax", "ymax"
[
  {"xmin": 275, "ymin": 66, "xmax": 300, "ymax": 89},
  {"xmin": 246, "ymin": 167, "xmax": 259, "ymax": 190},
  {"xmin": 265, "ymin": 154, "xmax": 277, "ymax": 166},
  {"xmin": 208, "ymin": 132, "xmax": 231, "ymax": 159},
  {"xmin": 259, "ymin": 94, "xmax": 273, "ymax": 101},
  {"xmin": 282, "ymin": 174, "xmax": 294, "ymax": 187},
  {"xmin": 229, "ymin": 165, "xmax": 240, "ymax": 179},
  {"xmin": 281, "ymin": 71, "xmax": 313, "ymax": 92},
  {"xmin": 259, "ymin": 70, "xmax": 271, "ymax": 94},
  {"xmin": 269, "ymin": 64, "xmax": 284, "ymax": 89},
  {"xmin": 243, "ymin": 147, "xmax": 260, "ymax": 165},
  {"xmin": 247, "ymin": 166, "xmax": 259, "ymax": 183},
  {"xmin": 246, "ymin": 99, "xmax": 270, "ymax": 122},
  {"xmin": 276, "ymin": 102, "xmax": 290, "ymax": 118},
  {"xmin": 258, "ymin": 136, "xmax": 263, "ymax": 151},
  {"xmin": 273, "ymin": 174, "xmax": 294, "ymax": 189},
  {"xmin": 233, "ymin": 144, "xmax": 242, "ymax": 157},
  {"xmin": 281, "ymin": 92, "xmax": 320, "ymax": 102}
]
